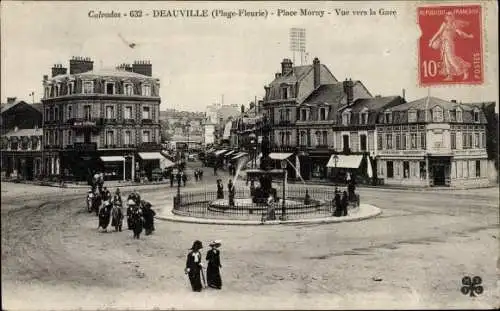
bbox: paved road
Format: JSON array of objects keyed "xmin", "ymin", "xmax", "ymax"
[{"xmin": 1, "ymin": 179, "xmax": 498, "ymax": 310}]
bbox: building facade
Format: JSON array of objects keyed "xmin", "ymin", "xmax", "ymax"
[
  {"xmin": 41, "ymin": 57, "xmax": 163, "ymax": 181},
  {"xmin": 1, "ymin": 98, "xmax": 44, "ymax": 180},
  {"xmin": 375, "ymin": 97, "xmax": 490, "ymax": 188}
]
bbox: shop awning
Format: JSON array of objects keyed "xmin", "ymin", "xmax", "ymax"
[
  {"xmin": 224, "ymin": 150, "xmax": 236, "ymax": 157},
  {"xmin": 232, "ymin": 152, "xmax": 248, "ymax": 160},
  {"xmin": 326, "ymin": 155, "xmax": 363, "ymax": 169},
  {"xmin": 214, "ymin": 149, "xmax": 227, "ymax": 156},
  {"xmin": 138, "ymin": 152, "xmax": 165, "ymax": 160},
  {"xmin": 160, "ymin": 158, "xmax": 175, "ymax": 169},
  {"xmin": 100, "ymin": 156, "xmax": 125, "ymax": 162},
  {"xmin": 269, "ymin": 152, "xmax": 294, "ymax": 161}
]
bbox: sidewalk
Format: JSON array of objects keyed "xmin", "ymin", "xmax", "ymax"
[{"xmin": 155, "ymin": 202, "xmax": 382, "ymax": 226}]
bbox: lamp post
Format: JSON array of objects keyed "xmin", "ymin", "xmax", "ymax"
[
  {"xmin": 249, "ymin": 133, "xmax": 256, "ymax": 169},
  {"xmin": 175, "ymin": 155, "xmax": 182, "ymax": 208},
  {"xmin": 280, "ymin": 159, "xmax": 287, "ymax": 220},
  {"xmin": 333, "ymin": 154, "xmax": 339, "ymax": 188},
  {"xmin": 186, "ymin": 122, "xmax": 191, "ymax": 155}
]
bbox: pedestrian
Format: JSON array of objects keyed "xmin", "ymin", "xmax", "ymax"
[
  {"xmin": 185, "ymin": 240, "xmax": 204, "ymax": 292},
  {"xmin": 333, "ymin": 191, "xmax": 342, "ymax": 217},
  {"xmin": 176, "ymin": 171, "xmax": 182, "ymax": 188},
  {"xmin": 213, "ymin": 164, "xmax": 218, "ymax": 176},
  {"xmin": 112, "ymin": 188, "xmax": 122, "ymax": 206},
  {"xmin": 198, "ymin": 169, "xmax": 203, "ymax": 181},
  {"xmin": 131, "ymin": 205, "xmax": 143, "ymax": 239},
  {"xmin": 217, "ymin": 179, "xmax": 224, "ymax": 199},
  {"xmin": 194, "ymin": 170, "xmax": 199, "ymax": 182},
  {"xmin": 304, "ymin": 189, "xmax": 311, "ymax": 205},
  {"xmin": 126, "ymin": 199, "xmax": 136, "ymax": 230},
  {"xmin": 98, "ymin": 200, "xmax": 112, "ymax": 232},
  {"xmin": 228, "ymin": 163, "xmax": 233, "ymax": 176},
  {"xmin": 341, "ymin": 190, "xmax": 349, "ymax": 217},
  {"xmin": 228, "ymin": 180, "xmax": 235, "ymax": 207},
  {"xmin": 182, "ymin": 172, "xmax": 187, "ymax": 187},
  {"xmin": 266, "ymin": 194, "xmax": 277, "ymax": 221},
  {"xmin": 142, "ymin": 201, "xmax": 156, "ymax": 236},
  {"xmin": 206, "ymin": 240, "xmax": 223, "ymax": 289}
]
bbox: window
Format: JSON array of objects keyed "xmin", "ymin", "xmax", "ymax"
[
  {"xmin": 342, "ymin": 112, "xmax": 351, "ymax": 126},
  {"xmin": 451, "ymin": 132, "xmax": 456, "ymax": 149},
  {"xmin": 124, "ymin": 106, "xmax": 133, "ymax": 119},
  {"xmin": 281, "ymin": 87, "xmax": 288, "ymax": 99},
  {"xmin": 462, "ymin": 132, "xmax": 468, "ymax": 149},
  {"xmin": 142, "ymin": 106, "xmax": 151, "ymax": 119},
  {"xmin": 300, "ymin": 131, "xmax": 306, "ymax": 145},
  {"xmin": 320, "ymin": 108, "xmax": 326, "ymax": 121},
  {"xmin": 54, "ymin": 130, "xmax": 59, "ymax": 145},
  {"xmin": 468, "ymin": 133, "xmax": 473, "ymax": 149},
  {"xmin": 83, "ymin": 81, "xmax": 93, "ymax": 94},
  {"xmin": 84, "ymin": 105, "xmax": 92, "ymax": 120},
  {"xmin": 68, "ymin": 83, "xmax": 73, "ymax": 95},
  {"xmin": 44, "ymin": 87, "xmax": 49, "ymax": 98},
  {"xmin": 301, "ymin": 109, "xmax": 307, "ymax": 121},
  {"xmin": 360, "ymin": 112, "xmax": 368, "ymax": 124},
  {"xmin": 68, "ymin": 130, "xmax": 72, "ymax": 145},
  {"xmin": 473, "ymin": 110, "xmax": 480, "ymax": 122},
  {"xmin": 358, "ymin": 134, "xmax": 367, "ymax": 151},
  {"xmin": 410, "ymin": 133, "xmax": 417, "ymax": 149},
  {"xmin": 385, "ymin": 112, "xmax": 392, "ymax": 124},
  {"xmin": 386, "ymin": 133, "xmax": 393, "ymax": 149},
  {"xmin": 280, "ymin": 132, "xmax": 285, "ymax": 145},
  {"xmin": 285, "ymin": 109, "xmax": 290, "ymax": 121},
  {"xmin": 433, "ymin": 106, "xmax": 443, "ymax": 122},
  {"xmin": 377, "ymin": 133, "xmax": 383, "ymax": 150},
  {"xmin": 124, "ymin": 130, "xmax": 132, "ymax": 145},
  {"xmin": 403, "ymin": 161, "xmax": 410, "ymax": 178},
  {"xmin": 481, "ymin": 132, "xmax": 486, "ymax": 148},
  {"xmin": 402, "ymin": 134, "xmax": 407, "ymax": 150},
  {"xmin": 106, "ymin": 82, "xmax": 115, "ymax": 95},
  {"xmin": 54, "ymin": 107, "xmax": 59, "ymax": 121},
  {"xmin": 387, "ymin": 161, "xmax": 394, "ymax": 178},
  {"xmin": 142, "ymin": 84, "xmax": 151, "ymax": 96},
  {"xmin": 475, "ymin": 160, "xmax": 481, "ymax": 177},
  {"xmin": 343, "ymin": 135, "xmax": 350, "ymax": 151},
  {"xmin": 457, "ymin": 109, "xmax": 463, "ymax": 122},
  {"xmin": 474, "ymin": 133, "xmax": 479, "ymax": 148},
  {"xmin": 420, "ymin": 132, "xmax": 426, "ymax": 149},
  {"xmin": 124, "ymin": 84, "xmax": 133, "ymax": 95},
  {"xmin": 105, "ymin": 106, "xmax": 114, "ymax": 119},
  {"xmin": 279, "ymin": 109, "xmax": 284, "ymax": 121},
  {"xmin": 286, "ymin": 131, "xmax": 291, "ymax": 145},
  {"xmin": 55, "ymin": 85, "xmax": 59, "ymax": 97},
  {"xmin": 67, "ymin": 105, "xmax": 72, "ymax": 119},
  {"xmin": 408, "ymin": 110, "xmax": 417, "ymax": 123},
  {"xmin": 106, "ymin": 131, "xmax": 114, "ymax": 146},
  {"xmin": 395, "ymin": 134, "xmax": 401, "ymax": 150},
  {"xmin": 449, "ymin": 110, "xmax": 456, "ymax": 122},
  {"xmin": 322, "ymin": 131, "xmax": 328, "ymax": 146},
  {"xmin": 420, "ymin": 161, "xmax": 426, "ymax": 179},
  {"xmin": 142, "ymin": 130, "xmax": 151, "ymax": 143}
]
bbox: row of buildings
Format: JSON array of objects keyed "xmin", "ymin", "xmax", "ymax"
[{"xmin": 221, "ymin": 58, "xmax": 497, "ymax": 188}]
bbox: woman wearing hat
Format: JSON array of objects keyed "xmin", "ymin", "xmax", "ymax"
[
  {"xmin": 185, "ymin": 240, "xmax": 204, "ymax": 292},
  {"xmin": 206, "ymin": 240, "xmax": 223, "ymax": 289}
]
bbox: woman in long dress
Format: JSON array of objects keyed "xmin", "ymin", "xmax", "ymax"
[
  {"xmin": 428, "ymin": 11, "xmax": 474, "ymax": 81},
  {"xmin": 185, "ymin": 240, "xmax": 204, "ymax": 292},
  {"xmin": 206, "ymin": 240, "xmax": 223, "ymax": 289}
]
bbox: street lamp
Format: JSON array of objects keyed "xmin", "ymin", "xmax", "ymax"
[
  {"xmin": 249, "ymin": 133, "xmax": 256, "ymax": 169},
  {"xmin": 280, "ymin": 159, "xmax": 287, "ymax": 220},
  {"xmin": 332, "ymin": 154, "xmax": 339, "ymax": 188},
  {"xmin": 175, "ymin": 156, "xmax": 182, "ymax": 208},
  {"xmin": 186, "ymin": 122, "xmax": 191, "ymax": 155}
]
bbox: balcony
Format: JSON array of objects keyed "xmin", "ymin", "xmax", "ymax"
[
  {"xmin": 276, "ymin": 120, "xmax": 292, "ymax": 126},
  {"xmin": 141, "ymin": 119, "xmax": 153, "ymax": 125},
  {"xmin": 123, "ymin": 119, "xmax": 136, "ymax": 125},
  {"xmin": 103, "ymin": 118, "xmax": 117, "ymax": 125},
  {"xmin": 69, "ymin": 118, "xmax": 102, "ymax": 129},
  {"xmin": 139, "ymin": 142, "xmax": 161, "ymax": 151},
  {"xmin": 73, "ymin": 142, "xmax": 97, "ymax": 152}
]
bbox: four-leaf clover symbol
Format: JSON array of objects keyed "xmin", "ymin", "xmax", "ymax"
[{"xmin": 461, "ymin": 276, "xmax": 483, "ymax": 297}]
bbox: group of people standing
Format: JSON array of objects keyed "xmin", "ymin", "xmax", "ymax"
[
  {"xmin": 216, "ymin": 179, "xmax": 236, "ymax": 207},
  {"xmin": 168, "ymin": 168, "xmax": 204, "ymax": 188},
  {"xmin": 185, "ymin": 240, "xmax": 223, "ymax": 292}
]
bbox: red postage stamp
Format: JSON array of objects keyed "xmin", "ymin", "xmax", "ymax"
[{"xmin": 418, "ymin": 5, "xmax": 483, "ymax": 86}]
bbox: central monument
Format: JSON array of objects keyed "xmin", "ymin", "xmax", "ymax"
[{"xmin": 247, "ymin": 114, "xmax": 278, "ymax": 204}]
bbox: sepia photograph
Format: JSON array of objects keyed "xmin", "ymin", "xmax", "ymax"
[{"xmin": 1, "ymin": 1, "xmax": 498, "ymax": 309}]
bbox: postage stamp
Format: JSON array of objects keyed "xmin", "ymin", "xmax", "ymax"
[{"xmin": 418, "ymin": 5, "xmax": 483, "ymax": 86}]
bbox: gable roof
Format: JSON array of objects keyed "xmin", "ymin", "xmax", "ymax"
[
  {"xmin": 1, "ymin": 100, "xmax": 41, "ymax": 114},
  {"xmin": 346, "ymin": 96, "xmax": 403, "ymax": 113},
  {"xmin": 303, "ymin": 83, "xmax": 344, "ymax": 104},
  {"xmin": 390, "ymin": 96, "xmax": 477, "ymax": 111}
]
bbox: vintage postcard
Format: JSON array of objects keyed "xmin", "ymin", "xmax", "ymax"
[{"xmin": 1, "ymin": 1, "xmax": 498, "ymax": 310}]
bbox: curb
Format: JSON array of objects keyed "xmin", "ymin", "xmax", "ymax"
[{"xmin": 155, "ymin": 204, "xmax": 382, "ymax": 226}]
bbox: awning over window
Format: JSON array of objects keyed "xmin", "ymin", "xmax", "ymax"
[
  {"xmin": 269, "ymin": 153, "xmax": 294, "ymax": 161},
  {"xmin": 232, "ymin": 152, "xmax": 248, "ymax": 160},
  {"xmin": 138, "ymin": 152, "xmax": 165, "ymax": 160},
  {"xmin": 160, "ymin": 158, "xmax": 175, "ymax": 169},
  {"xmin": 326, "ymin": 155, "xmax": 363, "ymax": 169},
  {"xmin": 224, "ymin": 150, "xmax": 236, "ymax": 157},
  {"xmin": 100, "ymin": 156, "xmax": 125, "ymax": 162},
  {"xmin": 214, "ymin": 149, "xmax": 227, "ymax": 156}
]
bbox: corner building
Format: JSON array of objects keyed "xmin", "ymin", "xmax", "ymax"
[{"xmin": 42, "ymin": 57, "xmax": 163, "ymax": 182}]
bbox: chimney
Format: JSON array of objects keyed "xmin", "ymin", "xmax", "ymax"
[
  {"xmin": 116, "ymin": 63, "xmax": 133, "ymax": 72},
  {"xmin": 402, "ymin": 88, "xmax": 406, "ymax": 100},
  {"xmin": 43, "ymin": 75, "xmax": 48, "ymax": 81},
  {"xmin": 7, "ymin": 97, "xmax": 17, "ymax": 104},
  {"xmin": 281, "ymin": 58, "xmax": 293, "ymax": 75},
  {"xmin": 343, "ymin": 78, "xmax": 354, "ymax": 106},
  {"xmin": 313, "ymin": 57, "xmax": 321, "ymax": 89},
  {"xmin": 69, "ymin": 56, "xmax": 94, "ymax": 74},
  {"xmin": 51, "ymin": 64, "xmax": 67, "ymax": 77},
  {"xmin": 132, "ymin": 60, "xmax": 152, "ymax": 76},
  {"xmin": 451, "ymin": 99, "xmax": 457, "ymax": 103}
]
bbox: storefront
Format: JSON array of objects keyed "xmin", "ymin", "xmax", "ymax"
[{"xmin": 137, "ymin": 152, "xmax": 174, "ymax": 181}]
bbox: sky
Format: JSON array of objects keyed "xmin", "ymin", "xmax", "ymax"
[{"xmin": 1, "ymin": 1, "xmax": 498, "ymax": 112}]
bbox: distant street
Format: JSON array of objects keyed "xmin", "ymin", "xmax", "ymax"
[{"xmin": 1, "ymin": 163, "xmax": 498, "ymax": 309}]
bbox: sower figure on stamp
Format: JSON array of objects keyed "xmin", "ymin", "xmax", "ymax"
[
  {"xmin": 185, "ymin": 240, "xmax": 204, "ymax": 292},
  {"xmin": 206, "ymin": 240, "xmax": 223, "ymax": 289}
]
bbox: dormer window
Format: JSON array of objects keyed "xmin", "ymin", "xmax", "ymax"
[
  {"xmin": 342, "ymin": 111, "xmax": 351, "ymax": 126},
  {"xmin": 384, "ymin": 112, "xmax": 392, "ymax": 124},
  {"xmin": 124, "ymin": 83, "xmax": 133, "ymax": 96},
  {"xmin": 449, "ymin": 109, "xmax": 457, "ymax": 122},
  {"xmin": 408, "ymin": 110, "xmax": 417, "ymax": 123},
  {"xmin": 44, "ymin": 87, "xmax": 50, "ymax": 98},
  {"xmin": 68, "ymin": 82, "xmax": 73, "ymax": 95},
  {"xmin": 432, "ymin": 106, "xmax": 443, "ymax": 122},
  {"xmin": 281, "ymin": 86, "xmax": 290, "ymax": 100},
  {"xmin": 300, "ymin": 109, "xmax": 308, "ymax": 121},
  {"xmin": 473, "ymin": 109, "xmax": 480, "ymax": 122},
  {"xmin": 106, "ymin": 82, "xmax": 115, "ymax": 95},
  {"xmin": 83, "ymin": 81, "xmax": 94, "ymax": 94},
  {"xmin": 456, "ymin": 108, "xmax": 463, "ymax": 122},
  {"xmin": 141, "ymin": 84, "xmax": 151, "ymax": 96},
  {"xmin": 359, "ymin": 108, "xmax": 368, "ymax": 124},
  {"xmin": 319, "ymin": 107, "xmax": 327, "ymax": 121}
]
